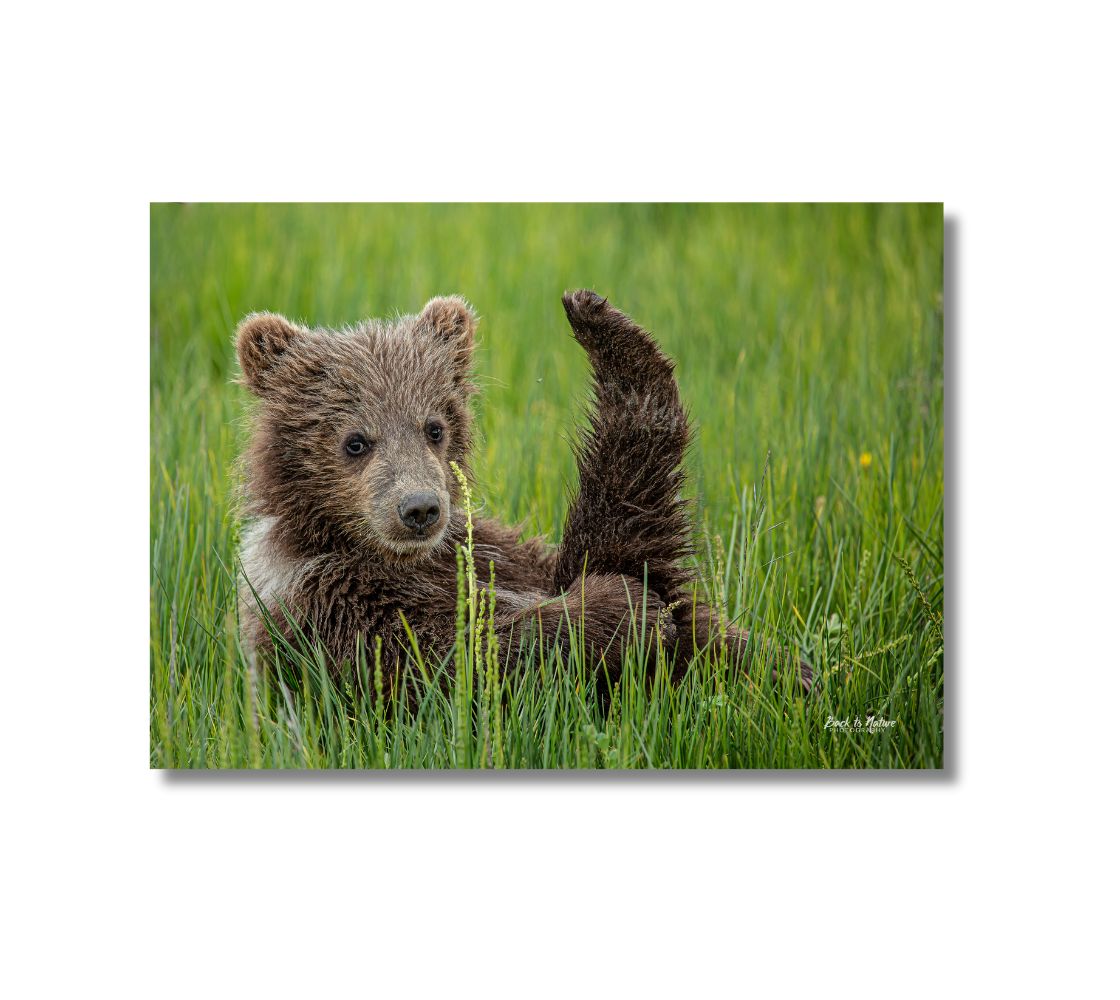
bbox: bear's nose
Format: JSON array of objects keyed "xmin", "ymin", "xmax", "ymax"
[{"xmin": 398, "ymin": 491, "xmax": 441, "ymax": 532}]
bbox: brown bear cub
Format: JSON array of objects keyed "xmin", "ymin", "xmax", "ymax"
[{"xmin": 236, "ymin": 290, "xmax": 809, "ymax": 694}]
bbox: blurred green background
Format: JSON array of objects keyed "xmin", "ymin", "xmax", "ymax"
[
  {"xmin": 151, "ymin": 203, "xmax": 941, "ymax": 533},
  {"xmin": 150, "ymin": 203, "xmax": 944, "ymax": 767}
]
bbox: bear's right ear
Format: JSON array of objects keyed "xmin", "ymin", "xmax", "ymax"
[{"xmin": 235, "ymin": 312, "xmax": 300, "ymax": 397}]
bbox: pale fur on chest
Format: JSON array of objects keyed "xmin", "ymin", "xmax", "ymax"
[{"xmin": 238, "ymin": 516, "xmax": 315, "ymax": 615}]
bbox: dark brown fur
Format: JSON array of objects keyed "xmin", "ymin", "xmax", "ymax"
[{"xmin": 235, "ymin": 291, "xmax": 810, "ymax": 694}]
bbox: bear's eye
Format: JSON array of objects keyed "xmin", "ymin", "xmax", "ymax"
[
  {"xmin": 344, "ymin": 433, "xmax": 369, "ymax": 457},
  {"xmin": 426, "ymin": 421, "xmax": 444, "ymax": 444}
]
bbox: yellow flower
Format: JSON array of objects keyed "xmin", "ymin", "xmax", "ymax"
[{"xmin": 859, "ymin": 451, "xmax": 873, "ymax": 469}]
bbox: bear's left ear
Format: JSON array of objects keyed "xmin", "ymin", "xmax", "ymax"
[{"xmin": 417, "ymin": 295, "xmax": 478, "ymax": 379}]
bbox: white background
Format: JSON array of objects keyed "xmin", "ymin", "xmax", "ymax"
[{"xmin": 3, "ymin": 3, "xmax": 1117, "ymax": 998}]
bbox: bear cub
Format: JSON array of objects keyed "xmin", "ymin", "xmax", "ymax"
[{"xmin": 236, "ymin": 290, "xmax": 809, "ymax": 693}]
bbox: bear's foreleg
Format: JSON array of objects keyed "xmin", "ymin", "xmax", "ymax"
[{"xmin": 496, "ymin": 572, "xmax": 676, "ymax": 684}]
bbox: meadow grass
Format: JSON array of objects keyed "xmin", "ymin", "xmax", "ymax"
[{"xmin": 150, "ymin": 203, "xmax": 943, "ymax": 768}]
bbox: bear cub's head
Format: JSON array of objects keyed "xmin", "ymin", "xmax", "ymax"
[{"xmin": 236, "ymin": 296, "xmax": 478, "ymax": 560}]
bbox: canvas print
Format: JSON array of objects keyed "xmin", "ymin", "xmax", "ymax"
[{"xmin": 150, "ymin": 203, "xmax": 944, "ymax": 769}]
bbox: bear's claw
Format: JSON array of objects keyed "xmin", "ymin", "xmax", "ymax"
[
  {"xmin": 561, "ymin": 288, "xmax": 610, "ymax": 329},
  {"xmin": 560, "ymin": 288, "xmax": 674, "ymax": 380}
]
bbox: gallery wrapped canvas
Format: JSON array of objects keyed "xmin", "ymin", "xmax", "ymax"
[{"xmin": 149, "ymin": 203, "xmax": 944, "ymax": 769}]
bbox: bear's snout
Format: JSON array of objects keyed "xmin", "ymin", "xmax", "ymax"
[{"xmin": 397, "ymin": 491, "xmax": 441, "ymax": 533}]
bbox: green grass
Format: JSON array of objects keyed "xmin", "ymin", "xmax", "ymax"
[{"xmin": 150, "ymin": 203, "xmax": 943, "ymax": 768}]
